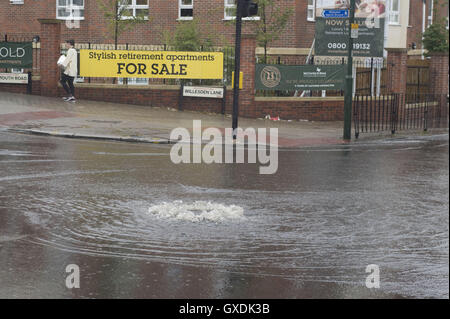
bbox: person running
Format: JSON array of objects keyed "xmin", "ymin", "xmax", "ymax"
[{"xmin": 60, "ymin": 39, "xmax": 78, "ymax": 102}]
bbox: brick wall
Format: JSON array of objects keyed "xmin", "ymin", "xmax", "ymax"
[
  {"xmin": 387, "ymin": 49, "xmax": 408, "ymax": 94},
  {"xmin": 407, "ymin": 0, "xmax": 449, "ymax": 50},
  {"xmin": 429, "ymin": 53, "xmax": 449, "ymax": 96},
  {"xmin": 0, "ymin": 0, "xmax": 313, "ymax": 49}
]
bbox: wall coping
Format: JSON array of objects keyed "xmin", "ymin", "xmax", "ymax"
[
  {"xmin": 255, "ymin": 47, "xmax": 310, "ymax": 56},
  {"xmin": 386, "ymin": 48, "xmax": 408, "ymax": 53},
  {"xmin": 428, "ymin": 52, "xmax": 449, "ymax": 57},
  {"xmin": 68, "ymin": 83, "xmax": 234, "ymax": 91},
  {"xmin": 73, "ymin": 83, "xmax": 180, "ymax": 90},
  {"xmin": 255, "ymin": 96, "xmax": 345, "ymax": 102}
]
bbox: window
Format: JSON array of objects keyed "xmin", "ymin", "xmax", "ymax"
[
  {"xmin": 427, "ymin": 0, "xmax": 433, "ymax": 27},
  {"xmin": 224, "ymin": 0, "xmax": 259, "ymax": 20},
  {"xmin": 117, "ymin": 77, "xmax": 149, "ymax": 85},
  {"xmin": 11, "ymin": 68, "xmax": 24, "ymax": 74},
  {"xmin": 307, "ymin": 0, "xmax": 315, "ymax": 22},
  {"xmin": 56, "ymin": 0, "xmax": 84, "ymax": 20},
  {"xmin": 119, "ymin": 0, "xmax": 149, "ymax": 20},
  {"xmin": 179, "ymin": 0, "xmax": 193, "ymax": 20},
  {"xmin": 10, "ymin": 0, "xmax": 24, "ymax": 4},
  {"xmin": 389, "ymin": 0, "xmax": 400, "ymax": 24}
]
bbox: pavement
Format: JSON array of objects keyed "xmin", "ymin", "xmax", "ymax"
[{"xmin": 0, "ymin": 91, "xmax": 444, "ymax": 148}]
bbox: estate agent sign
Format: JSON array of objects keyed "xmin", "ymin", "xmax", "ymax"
[
  {"xmin": 255, "ymin": 64, "xmax": 346, "ymax": 91},
  {"xmin": 0, "ymin": 42, "xmax": 33, "ymax": 68},
  {"xmin": 314, "ymin": 0, "xmax": 385, "ymax": 57},
  {"xmin": 80, "ymin": 50, "xmax": 223, "ymax": 79}
]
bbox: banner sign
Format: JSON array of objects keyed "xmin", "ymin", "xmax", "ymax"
[
  {"xmin": 80, "ymin": 50, "xmax": 223, "ymax": 79},
  {"xmin": 0, "ymin": 42, "xmax": 33, "ymax": 68},
  {"xmin": 315, "ymin": 0, "xmax": 385, "ymax": 57},
  {"xmin": 0, "ymin": 72, "xmax": 28, "ymax": 84},
  {"xmin": 255, "ymin": 64, "xmax": 347, "ymax": 91},
  {"xmin": 183, "ymin": 86, "xmax": 224, "ymax": 98}
]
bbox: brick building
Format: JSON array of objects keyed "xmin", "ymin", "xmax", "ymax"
[
  {"xmin": 0, "ymin": 1, "xmax": 447, "ymax": 122},
  {"xmin": 1, "ymin": 1, "xmax": 447, "ymax": 52}
]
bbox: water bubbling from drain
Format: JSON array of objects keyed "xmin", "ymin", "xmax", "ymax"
[{"xmin": 148, "ymin": 200, "xmax": 245, "ymax": 222}]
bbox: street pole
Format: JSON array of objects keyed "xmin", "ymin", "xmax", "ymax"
[
  {"xmin": 232, "ymin": 0, "xmax": 243, "ymax": 139},
  {"xmin": 343, "ymin": 0, "xmax": 356, "ymax": 140}
]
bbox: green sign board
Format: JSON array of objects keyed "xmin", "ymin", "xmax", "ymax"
[
  {"xmin": 255, "ymin": 64, "xmax": 347, "ymax": 91},
  {"xmin": 315, "ymin": 17, "xmax": 385, "ymax": 57},
  {"xmin": 0, "ymin": 42, "xmax": 33, "ymax": 68}
]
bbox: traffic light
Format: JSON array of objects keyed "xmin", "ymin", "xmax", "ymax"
[{"xmin": 241, "ymin": 0, "xmax": 258, "ymax": 18}]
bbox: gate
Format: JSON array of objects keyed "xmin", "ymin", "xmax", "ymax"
[
  {"xmin": 406, "ymin": 59, "xmax": 430, "ymax": 95},
  {"xmin": 353, "ymin": 94, "xmax": 448, "ymax": 138}
]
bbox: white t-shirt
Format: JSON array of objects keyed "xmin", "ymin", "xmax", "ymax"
[{"xmin": 62, "ymin": 47, "xmax": 78, "ymax": 77}]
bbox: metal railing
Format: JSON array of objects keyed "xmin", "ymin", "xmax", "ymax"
[{"xmin": 353, "ymin": 93, "xmax": 449, "ymax": 138}]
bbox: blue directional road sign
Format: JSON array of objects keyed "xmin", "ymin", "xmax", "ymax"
[{"xmin": 322, "ymin": 9, "xmax": 349, "ymax": 18}]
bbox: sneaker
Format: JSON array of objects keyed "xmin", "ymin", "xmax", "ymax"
[
  {"xmin": 62, "ymin": 96, "xmax": 70, "ymax": 101},
  {"xmin": 66, "ymin": 96, "xmax": 76, "ymax": 102}
]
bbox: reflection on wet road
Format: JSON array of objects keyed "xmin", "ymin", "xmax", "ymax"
[{"xmin": 0, "ymin": 131, "xmax": 448, "ymax": 298}]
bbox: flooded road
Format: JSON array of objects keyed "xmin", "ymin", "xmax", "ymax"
[{"xmin": 0, "ymin": 131, "xmax": 448, "ymax": 298}]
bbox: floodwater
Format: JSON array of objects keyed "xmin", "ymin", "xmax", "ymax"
[{"xmin": 0, "ymin": 131, "xmax": 448, "ymax": 298}]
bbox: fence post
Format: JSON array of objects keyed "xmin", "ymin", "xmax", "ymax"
[
  {"xmin": 354, "ymin": 95, "xmax": 359, "ymax": 139},
  {"xmin": 391, "ymin": 93, "xmax": 398, "ymax": 134},
  {"xmin": 27, "ymin": 71, "xmax": 32, "ymax": 94},
  {"xmin": 424, "ymin": 94, "xmax": 429, "ymax": 131},
  {"xmin": 178, "ymin": 82, "xmax": 184, "ymax": 111},
  {"xmin": 221, "ymin": 85, "xmax": 226, "ymax": 115}
]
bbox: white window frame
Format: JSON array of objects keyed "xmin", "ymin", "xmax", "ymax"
[
  {"xmin": 10, "ymin": 0, "xmax": 24, "ymax": 4},
  {"xmin": 224, "ymin": 0, "xmax": 260, "ymax": 21},
  {"xmin": 179, "ymin": 0, "xmax": 194, "ymax": 20},
  {"xmin": 389, "ymin": 0, "xmax": 400, "ymax": 25},
  {"xmin": 117, "ymin": 77, "xmax": 149, "ymax": 85},
  {"xmin": 427, "ymin": 0, "xmax": 434, "ymax": 27},
  {"xmin": 307, "ymin": 0, "xmax": 316, "ymax": 22},
  {"xmin": 119, "ymin": 0, "xmax": 149, "ymax": 20},
  {"xmin": 11, "ymin": 68, "xmax": 24, "ymax": 74},
  {"xmin": 56, "ymin": 0, "xmax": 85, "ymax": 21}
]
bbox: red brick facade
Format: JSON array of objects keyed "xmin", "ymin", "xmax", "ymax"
[
  {"xmin": 1, "ymin": 1, "xmax": 448, "ymax": 122},
  {"xmin": 408, "ymin": 0, "xmax": 449, "ymax": 50},
  {"xmin": 429, "ymin": 53, "xmax": 449, "ymax": 95},
  {"xmin": 386, "ymin": 48, "xmax": 408, "ymax": 94},
  {"xmin": 0, "ymin": 0, "xmax": 311, "ymax": 48}
]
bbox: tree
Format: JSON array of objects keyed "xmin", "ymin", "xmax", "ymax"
[
  {"xmin": 96, "ymin": 0, "xmax": 148, "ymax": 49},
  {"xmin": 163, "ymin": 20, "xmax": 215, "ymax": 52},
  {"xmin": 251, "ymin": 0, "xmax": 293, "ymax": 63},
  {"xmin": 422, "ymin": 0, "xmax": 449, "ymax": 54},
  {"xmin": 162, "ymin": 20, "xmax": 224, "ymax": 85}
]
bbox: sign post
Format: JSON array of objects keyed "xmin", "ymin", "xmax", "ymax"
[
  {"xmin": 343, "ymin": 0, "xmax": 356, "ymax": 140},
  {"xmin": 232, "ymin": 0, "xmax": 243, "ymax": 139}
]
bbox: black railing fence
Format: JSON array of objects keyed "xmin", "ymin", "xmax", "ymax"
[{"xmin": 353, "ymin": 93, "xmax": 449, "ymax": 138}]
